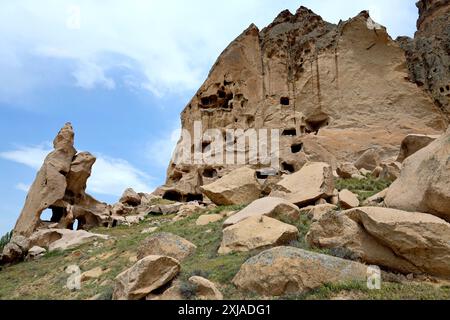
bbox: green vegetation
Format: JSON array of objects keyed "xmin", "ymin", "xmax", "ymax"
[
  {"xmin": 0, "ymin": 231, "xmax": 13, "ymax": 251},
  {"xmin": 1, "ymin": 199, "xmax": 449, "ymax": 301},
  {"xmin": 335, "ymin": 177, "xmax": 392, "ymax": 201}
]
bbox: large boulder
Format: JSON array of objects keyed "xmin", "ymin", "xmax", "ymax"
[
  {"xmin": 276, "ymin": 163, "xmax": 334, "ymax": 207},
  {"xmin": 336, "ymin": 163, "xmax": 360, "ymax": 179},
  {"xmin": 232, "ymin": 247, "xmax": 368, "ymax": 297},
  {"xmin": 218, "ymin": 216, "xmax": 298, "ymax": 255},
  {"xmin": 223, "ymin": 197, "xmax": 300, "ymax": 228},
  {"xmin": 119, "ymin": 188, "xmax": 142, "ymax": 207},
  {"xmin": 137, "ymin": 232, "xmax": 196, "ymax": 262},
  {"xmin": 200, "ymin": 167, "xmax": 262, "ymax": 205},
  {"xmin": 307, "ymin": 207, "xmax": 450, "ymax": 277},
  {"xmin": 396, "ymin": 134, "xmax": 439, "ymax": 163},
  {"xmin": 299, "ymin": 204, "xmax": 337, "ymax": 222},
  {"xmin": 29, "ymin": 229, "xmax": 109, "ymax": 252},
  {"xmin": 189, "ymin": 276, "xmax": 223, "ymax": 300},
  {"xmin": 354, "ymin": 149, "xmax": 381, "ymax": 171},
  {"xmin": 385, "ymin": 127, "xmax": 450, "ymax": 221},
  {"xmin": 113, "ymin": 255, "xmax": 180, "ymax": 300},
  {"xmin": 338, "ymin": 190, "xmax": 360, "ymax": 209}
]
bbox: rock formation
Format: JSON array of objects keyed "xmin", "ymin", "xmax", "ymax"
[
  {"xmin": 159, "ymin": 6, "xmax": 448, "ymax": 202},
  {"xmin": 399, "ymin": 0, "xmax": 450, "ymax": 116},
  {"xmin": 13, "ymin": 123, "xmax": 112, "ymax": 237}
]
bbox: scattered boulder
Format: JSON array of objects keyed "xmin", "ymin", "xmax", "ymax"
[
  {"xmin": 338, "ymin": 190, "xmax": 360, "ymax": 209},
  {"xmin": 397, "ymin": 134, "xmax": 439, "ymax": 163},
  {"xmin": 196, "ymin": 214, "xmax": 223, "ymax": 226},
  {"xmin": 141, "ymin": 227, "xmax": 158, "ymax": 234},
  {"xmin": 137, "ymin": 232, "xmax": 196, "ymax": 262},
  {"xmin": 218, "ymin": 216, "xmax": 298, "ymax": 255},
  {"xmin": 200, "ymin": 167, "xmax": 262, "ymax": 205},
  {"xmin": 189, "ymin": 276, "xmax": 223, "ymax": 300},
  {"xmin": 337, "ymin": 163, "xmax": 360, "ymax": 179},
  {"xmin": 81, "ymin": 267, "xmax": 107, "ymax": 282},
  {"xmin": 232, "ymin": 247, "xmax": 368, "ymax": 297},
  {"xmin": 119, "ymin": 188, "xmax": 142, "ymax": 207},
  {"xmin": 276, "ymin": 163, "xmax": 334, "ymax": 207},
  {"xmin": 307, "ymin": 207, "xmax": 450, "ymax": 277},
  {"xmin": 223, "ymin": 197, "xmax": 300, "ymax": 228},
  {"xmin": 299, "ymin": 204, "xmax": 337, "ymax": 222},
  {"xmin": 354, "ymin": 149, "xmax": 381, "ymax": 171},
  {"xmin": 29, "ymin": 229, "xmax": 109, "ymax": 252},
  {"xmin": 385, "ymin": 127, "xmax": 450, "ymax": 221},
  {"xmin": 371, "ymin": 166, "xmax": 383, "ymax": 178},
  {"xmin": 112, "ymin": 255, "xmax": 180, "ymax": 300},
  {"xmin": 379, "ymin": 162, "xmax": 402, "ymax": 182},
  {"xmin": 26, "ymin": 246, "xmax": 47, "ymax": 260},
  {"xmin": 149, "ymin": 203, "xmax": 183, "ymax": 215},
  {"xmin": 362, "ymin": 189, "xmax": 388, "ymax": 206}
]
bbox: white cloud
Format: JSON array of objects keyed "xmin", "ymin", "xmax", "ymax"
[
  {"xmin": 15, "ymin": 183, "xmax": 31, "ymax": 193},
  {"xmin": 0, "ymin": 0, "xmax": 418, "ymax": 100},
  {"xmin": 0, "ymin": 144, "xmax": 154, "ymax": 197},
  {"xmin": 0, "ymin": 143, "xmax": 52, "ymax": 170}
]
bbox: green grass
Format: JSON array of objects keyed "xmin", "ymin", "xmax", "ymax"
[
  {"xmin": 1, "ymin": 203, "xmax": 450, "ymax": 301},
  {"xmin": 335, "ymin": 177, "xmax": 392, "ymax": 202}
]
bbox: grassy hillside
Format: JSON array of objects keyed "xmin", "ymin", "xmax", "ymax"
[{"xmin": 1, "ymin": 178, "xmax": 449, "ymax": 300}]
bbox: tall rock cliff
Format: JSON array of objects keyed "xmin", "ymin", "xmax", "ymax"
[
  {"xmin": 158, "ymin": 5, "xmax": 449, "ymax": 202},
  {"xmin": 399, "ymin": 0, "xmax": 450, "ymax": 115}
]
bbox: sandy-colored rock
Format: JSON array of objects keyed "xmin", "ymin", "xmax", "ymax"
[
  {"xmin": 379, "ymin": 162, "xmax": 402, "ymax": 182},
  {"xmin": 338, "ymin": 190, "xmax": 360, "ymax": 209},
  {"xmin": 354, "ymin": 149, "xmax": 381, "ymax": 171},
  {"xmin": 158, "ymin": 6, "xmax": 447, "ymax": 205},
  {"xmin": 396, "ymin": 134, "xmax": 439, "ymax": 163},
  {"xmin": 13, "ymin": 123, "xmax": 113, "ymax": 239},
  {"xmin": 223, "ymin": 197, "xmax": 299, "ymax": 228},
  {"xmin": 137, "ymin": 232, "xmax": 196, "ymax": 262},
  {"xmin": 278, "ymin": 163, "xmax": 334, "ymax": 207},
  {"xmin": 81, "ymin": 267, "xmax": 107, "ymax": 282},
  {"xmin": 385, "ymin": 127, "xmax": 450, "ymax": 221},
  {"xmin": 300, "ymin": 204, "xmax": 337, "ymax": 222},
  {"xmin": 112, "ymin": 255, "xmax": 180, "ymax": 300},
  {"xmin": 189, "ymin": 276, "xmax": 223, "ymax": 300},
  {"xmin": 337, "ymin": 163, "xmax": 360, "ymax": 179},
  {"xmin": 26, "ymin": 246, "xmax": 46, "ymax": 260},
  {"xmin": 29, "ymin": 229, "xmax": 109, "ymax": 252},
  {"xmin": 141, "ymin": 227, "xmax": 158, "ymax": 234},
  {"xmin": 371, "ymin": 166, "xmax": 383, "ymax": 178},
  {"xmin": 232, "ymin": 247, "xmax": 368, "ymax": 296},
  {"xmin": 307, "ymin": 207, "xmax": 450, "ymax": 277},
  {"xmin": 196, "ymin": 214, "xmax": 223, "ymax": 226},
  {"xmin": 219, "ymin": 216, "xmax": 298, "ymax": 255},
  {"xmin": 200, "ymin": 167, "xmax": 262, "ymax": 205},
  {"xmin": 362, "ymin": 189, "xmax": 388, "ymax": 206},
  {"xmin": 119, "ymin": 188, "xmax": 142, "ymax": 207}
]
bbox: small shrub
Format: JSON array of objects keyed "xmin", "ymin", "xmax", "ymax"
[
  {"xmin": 179, "ymin": 281, "xmax": 198, "ymax": 300},
  {"xmin": 0, "ymin": 231, "xmax": 13, "ymax": 251},
  {"xmin": 335, "ymin": 177, "xmax": 392, "ymax": 201}
]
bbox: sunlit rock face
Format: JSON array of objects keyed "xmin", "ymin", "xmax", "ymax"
[{"xmin": 158, "ymin": 6, "xmax": 448, "ymax": 202}]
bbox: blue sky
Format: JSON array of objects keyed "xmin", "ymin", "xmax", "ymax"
[{"xmin": 0, "ymin": 0, "xmax": 418, "ymax": 235}]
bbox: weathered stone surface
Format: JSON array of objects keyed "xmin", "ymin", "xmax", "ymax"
[
  {"xmin": 354, "ymin": 149, "xmax": 381, "ymax": 171},
  {"xmin": 338, "ymin": 190, "xmax": 360, "ymax": 209},
  {"xmin": 232, "ymin": 247, "xmax": 368, "ymax": 296},
  {"xmin": 29, "ymin": 229, "xmax": 109, "ymax": 252},
  {"xmin": 113, "ymin": 255, "xmax": 180, "ymax": 300},
  {"xmin": 200, "ymin": 167, "xmax": 262, "ymax": 205},
  {"xmin": 218, "ymin": 216, "xmax": 298, "ymax": 255},
  {"xmin": 137, "ymin": 232, "xmax": 196, "ymax": 262},
  {"xmin": 400, "ymin": 0, "xmax": 450, "ymax": 115},
  {"xmin": 189, "ymin": 276, "xmax": 223, "ymax": 300},
  {"xmin": 307, "ymin": 207, "xmax": 450, "ymax": 277},
  {"xmin": 385, "ymin": 127, "xmax": 450, "ymax": 221},
  {"xmin": 223, "ymin": 197, "xmax": 300, "ymax": 228},
  {"xmin": 119, "ymin": 188, "xmax": 142, "ymax": 207},
  {"xmin": 379, "ymin": 162, "xmax": 402, "ymax": 182},
  {"xmin": 276, "ymin": 162, "xmax": 334, "ymax": 208},
  {"xmin": 396, "ymin": 134, "xmax": 439, "ymax": 162},
  {"xmin": 159, "ymin": 7, "xmax": 447, "ymax": 203},
  {"xmin": 299, "ymin": 204, "xmax": 337, "ymax": 222},
  {"xmin": 196, "ymin": 214, "xmax": 223, "ymax": 226},
  {"xmin": 13, "ymin": 123, "xmax": 113, "ymax": 238},
  {"xmin": 26, "ymin": 246, "xmax": 47, "ymax": 260},
  {"xmin": 337, "ymin": 163, "xmax": 360, "ymax": 179}
]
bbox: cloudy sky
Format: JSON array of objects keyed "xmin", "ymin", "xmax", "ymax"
[{"xmin": 0, "ymin": 0, "xmax": 418, "ymax": 235}]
